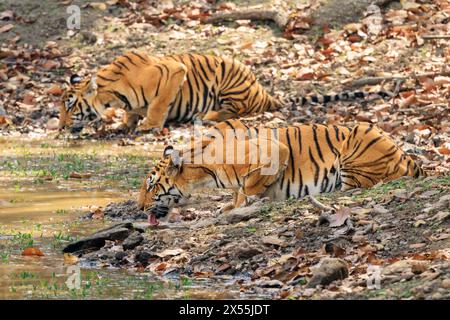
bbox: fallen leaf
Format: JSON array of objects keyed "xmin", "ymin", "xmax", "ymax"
[
  {"xmin": 0, "ymin": 10, "xmax": 14, "ymax": 20},
  {"xmin": 155, "ymin": 262, "xmax": 168, "ymax": 271},
  {"xmin": 21, "ymin": 247, "xmax": 44, "ymax": 256},
  {"xmin": 216, "ymin": 263, "xmax": 231, "ymax": 273},
  {"xmin": 262, "ymin": 236, "xmax": 287, "ymax": 247},
  {"xmin": 47, "ymin": 85, "xmax": 63, "ymax": 95},
  {"xmin": 328, "ymin": 207, "xmax": 351, "ymax": 227},
  {"xmin": 69, "ymin": 172, "xmax": 92, "ymax": 179},
  {"xmin": 0, "ymin": 24, "xmax": 14, "ymax": 33},
  {"xmin": 64, "ymin": 253, "xmax": 78, "ymax": 264},
  {"xmin": 156, "ymin": 248, "xmax": 185, "ymax": 258}
]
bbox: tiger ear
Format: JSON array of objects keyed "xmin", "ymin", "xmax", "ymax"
[
  {"xmin": 165, "ymin": 147, "xmax": 182, "ymax": 177},
  {"xmin": 163, "ymin": 145, "xmax": 174, "ymax": 158},
  {"xmin": 70, "ymin": 74, "xmax": 82, "ymax": 85}
]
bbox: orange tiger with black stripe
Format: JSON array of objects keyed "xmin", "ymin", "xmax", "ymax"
[
  {"xmin": 59, "ymin": 51, "xmax": 393, "ymax": 133},
  {"xmin": 137, "ymin": 119, "xmax": 425, "ymax": 225},
  {"xmin": 59, "ymin": 51, "xmax": 280, "ymax": 133}
]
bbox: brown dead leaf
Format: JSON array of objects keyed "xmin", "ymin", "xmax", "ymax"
[
  {"xmin": 47, "ymin": 85, "xmax": 63, "ymax": 95},
  {"xmin": 21, "ymin": 247, "xmax": 45, "ymax": 256},
  {"xmin": 91, "ymin": 207, "xmax": 104, "ymax": 220},
  {"xmin": 328, "ymin": 207, "xmax": 351, "ymax": 227},
  {"xmin": 155, "ymin": 262, "xmax": 168, "ymax": 271},
  {"xmin": 399, "ymin": 94, "xmax": 417, "ymax": 108},
  {"xmin": 437, "ymin": 148, "xmax": 450, "ymax": 155},
  {"xmin": 63, "ymin": 253, "xmax": 78, "ymax": 265},
  {"xmin": 156, "ymin": 248, "xmax": 185, "ymax": 258},
  {"xmin": 262, "ymin": 236, "xmax": 287, "ymax": 247},
  {"xmin": 0, "ymin": 24, "xmax": 14, "ymax": 33},
  {"xmin": 42, "ymin": 60, "xmax": 59, "ymax": 70},
  {"xmin": 69, "ymin": 172, "xmax": 92, "ymax": 179},
  {"xmin": 216, "ymin": 263, "xmax": 231, "ymax": 273}
]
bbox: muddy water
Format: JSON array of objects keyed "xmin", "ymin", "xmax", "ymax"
[{"xmin": 0, "ymin": 136, "xmax": 250, "ymax": 299}]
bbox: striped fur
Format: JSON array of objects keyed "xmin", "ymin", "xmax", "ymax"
[
  {"xmin": 137, "ymin": 120, "xmax": 425, "ymax": 219},
  {"xmin": 59, "ymin": 51, "xmax": 280, "ymax": 131},
  {"xmin": 59, "ymin": 51, "xmax": 394, "ymax": 132}
]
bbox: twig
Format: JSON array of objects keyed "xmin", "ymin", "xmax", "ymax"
[
  {"xmin": 308, "ymin": 195, "xmax": 333, "ymax": 211},
  {"xmin": 421, "ymin": 35, "xmax": 450, "ymax": 40},
  {"xmin": 204, "ymin": 8, "xmax": 290, "ymax": 30},
  {"xmin": 350, "ymin": 70, "xmax": 450, "ymax": 87}
]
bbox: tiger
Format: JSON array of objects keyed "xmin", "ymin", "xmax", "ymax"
[
  {"xmin": 137, "ymin": 119, "xmax": 425, "ymax": 226},
  {"xmin": 59, "ymin": 51, "xmax": 393, "ymax": 133}
]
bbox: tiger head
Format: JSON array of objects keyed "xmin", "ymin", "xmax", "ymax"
[
  {"xmin": 137, "ymin": 146, "xmax": 190, "ymax": 226},
  {"xmin": 59, "ymin": 74, "xmax": 127, "ymax": 133}
]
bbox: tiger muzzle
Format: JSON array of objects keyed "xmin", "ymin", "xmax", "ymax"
[{"xmin": 147, "ymin": 203, "xmax": 170, "ymax": 218}]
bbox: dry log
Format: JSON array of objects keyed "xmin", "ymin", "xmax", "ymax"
[
  {"xmin": 350, "ymin": 71, "xmax": 450, "ymax": 87},
  {"xmin": 204, "ymin": 9, "xmax": 289, "ymax": 29}
]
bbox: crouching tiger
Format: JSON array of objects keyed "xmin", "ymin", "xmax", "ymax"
[
  {"xmin": 59, "ymin": 51, "xmax": 393, "ymax": 133},
  {"xmin": 137, "ymin": 120, "xmax": 425, "ymax": 225}
]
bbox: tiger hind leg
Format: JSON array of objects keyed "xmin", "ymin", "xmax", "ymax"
[
  {"xmin": 200, "ymin": 109, "xmax": 238, "ymax": 122},
  {"xmin": 338, "ymin": 124, "xmax": 425, "ymax": 191}
]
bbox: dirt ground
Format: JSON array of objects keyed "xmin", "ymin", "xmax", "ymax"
[
  {"xmin": 1, "ymin": 0, "xmax": 449, "ymax": 300},
  {"xmin": 72, "ymin": 176, "xmax": 450, "ymax": 300}
]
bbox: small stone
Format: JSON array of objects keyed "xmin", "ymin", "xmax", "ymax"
[
  {"xmin": 46, "ymin": 117, "xmax": 59, "ymax": 130},
  {"xmin": 233, "ymin": 245, "xmax": 262, "ymax": 259},
  {"xmin": 441, "ymin": 279, "xmax": 450, "ymax": 289},
  {"xmin": 306, "ymin": 258, "xmax": 349, "ymax": 288},
  {"xmin": 255, "ymin": 279, "xmax": 284, "ymax": 288},
  {"xmin": 115, "ymin": 251, "xmax": 127, "ymax": 261},
  {"xmin": 122, "ymin": 231, "xmax": 143, "ymax": 250},
  {"xmin": 63, "ymin": 223, "xmax": 133, "ymax": 254},
  {"xmin": 135, "ymin": 250, "xmax": 157, "ymax": 266}
]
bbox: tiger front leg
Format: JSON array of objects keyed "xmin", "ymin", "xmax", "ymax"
[
  {"xmin": 123, "ymin": 107, "xmax": 147, "ymax": 133},
  {"xmin": 234, "ymin": 138, "xmax": 290, "ymax": 208},
  {"xmin": 138, "ymin": 60, "xmax": 187, "ymax": 132}
]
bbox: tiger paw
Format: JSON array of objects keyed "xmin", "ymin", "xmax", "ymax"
[{"xmin": 137, "ymin": 121, "xmax": 160, "ymax": 133}]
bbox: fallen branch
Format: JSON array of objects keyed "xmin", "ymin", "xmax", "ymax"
[
  {"xmin": 421, "ymin": 34, "xmax": 450, "ymax": 40},
  {"xmin": 204, "ymin": 8, "xmax": 289, "ymax": 30},
  {"xmin": 308, "ymin": 195, "xmax": 334, "ymax": 211},
  {"xmin": 350, "ymin": 70, "xmax": 450, "ymax": 87}
]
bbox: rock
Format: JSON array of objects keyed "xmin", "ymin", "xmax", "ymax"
[
  {"xmin": 219, "ymin": 203, "xmax": 261, "ymax": 225},
  {"xmin": 255, "ymin": 279, "xmax": 284, "ymax": 288},
  {"xmin": 62, "ymin": 223, "xmax": 133, "ymax": 253},
  {"xmin": 383, "ymin": 259, "xmax": 429, "ymax": 276},
  {"xmin": 46, "ymin": 117, "xmax": 59, "ymax": 130},
  {"xmin": 306, "ymin": 258, "xmax": 349, "ymax": 288},
  {"xmin": 103, "ymin": 200, "xmax": 147, "ymax": 221},
  {"xmin": 441, "ymin": 279, "xmax": 450, "ymax": 289},
  {"xmin": 233, "ymin": 245, "xmax": 262, "ymax": 259},
  {"xmin": 99, "ymin": 251, "xmax": 116, "ymax": 260},
  {"xmin": 115, "ymin": 251, "xmax": 128, "ymax": 261},
  {"xmin": 135, "ymin": 250, "xmax": 158, "ymax": 266},
  {"xmin": 122, "ymin": 231, "xmax": 143, "ymax": 250}
]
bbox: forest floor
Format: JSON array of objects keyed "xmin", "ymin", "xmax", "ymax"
[{"xmin": 0, "ymin": 0, "xmax": 449, "ymax": 299}]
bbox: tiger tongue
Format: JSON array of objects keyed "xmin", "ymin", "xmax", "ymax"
[{"xmin": 148, "ymin": 213, "xmax": 159, "ymax": 227}]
